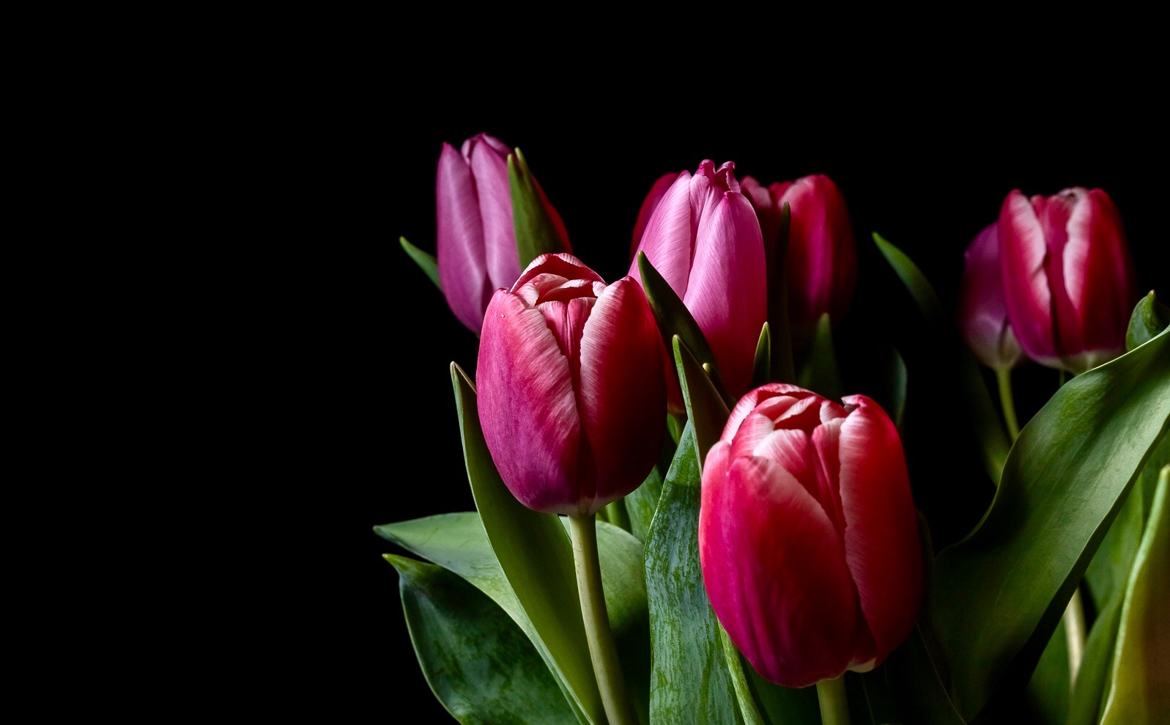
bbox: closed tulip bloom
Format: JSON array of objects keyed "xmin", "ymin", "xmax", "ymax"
[
  {"xmin": 477, "ymin": 254, "xmax": 665, "ymax": 514},
  {"xmin": 742, "ymin": 174, "xmax": 857, "ymax": 333},
  {"xmin": 630, "ymin": 161, "xmax": 767, "ymax": 399},
  {"xmin": 437, "ymin": 133, "xmax": 570, "ymax": 332},
  {"xmin": 699, "ymin": 385, "xmax": 922, "ymax": 687},
  {"xmin": 998, "ymin": 188, "xmax": 1136, "ymax": 372},
  {"xmin": 959, "ymin": 224, "xmax": 1021, "ymax": 370}
]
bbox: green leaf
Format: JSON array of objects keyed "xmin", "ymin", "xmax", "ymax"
[
  {"xmin": 1068, "ymin": 593, "xmax": 1124, "ymax": 725},
  {"xmin": 927, "ymin": 329, "xmax": 1170, "ymax": 719},
  {"xmin": 508, "ymin": 148, "xmax": 569, "ymax": 267},
  {"xmin": 638, "ymin": 253, "xmax": 726, "ymax": 394},
  {"xmin": 448, "ymin": 363, "xmax": 604, "ymax": 723},
  {"xmin": 752, "ymin": 322, "xmax": 771, "ymax": 388},
  {"xmin": 645, "ymin": 424, "xmax": 742, "ymax": 724},
  {"xmin": 718, "ymin": 626, "xmax": 765, "ymax": 725},
  {"xmin": 624, "ymin": 465, "xmax": 664, "ymax": 544},
  {"xmin": 885, "ymin": 347, "xmax": 908, "ymax": 430},
  {"xmin": 873, "ymin": 232, "xmax": 1009, "ymax": 483},
  {"xmin": 1126, "ymin": 290, "xmax": 1170, "ymax": 351},
  {"xmin": 884, "ymin": 626, "xmax": 966, "ymax": 725},
  {"xmin": 377, "ymin": 512, "xmax": 650, "ymax": 725},
  {"xmin": 673, "ymin": 335, "xmax": 731, "ymax": 463},
  {"xmin": 797, "ymin": 313, "xmax": 842, "ymax": 400},
  {"xmin": 399, "ymin": 236, "xmax": 441, "ymax": 289},
  {"xmin": 1100, "ymin": 466, "xmax": 1170, "ymax": 724},
  {"xmin": 388, "ymin": 554, "xmax": 575, "ymax": 724},
  {"xmin": 1024, "ymin": 623, "xmax": 1069, "ymax": 724}
]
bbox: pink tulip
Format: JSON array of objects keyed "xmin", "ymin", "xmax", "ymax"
[
  {"xmin": 436, "ymin": 133, "xmax": 570, "ymax": 332},
  {"xmin": 741, "ymin": 174, "xmax": 857, "ymax": 333},
  {"xmin": 699, "ymin": 384, "xmax": 922, "ymax": 687},
  {"xmin": 630, "ymin": 161, "xmax": 767, "ymax": 400},
  {"xmin": 477, "ymin": 254, "xmax": 665, "ymax": 514},
  {"xmin": 998, "ymin": 188, "xmax": 1136, "ymax": 372},
  {"xmin": 959, "ymin": 224, "xmax": 1021, "ymax": 370},
  {"xmin": 631, "ymin": 172, "xmax": 677, "ymax": 254}
]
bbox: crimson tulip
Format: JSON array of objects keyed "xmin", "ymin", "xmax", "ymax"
[
  {"xmin": 998, "ymin": 188, "xmax": 1136, "ymax": 372},
  {"xmin": 699, "ymin": 384, "xmax": 922, "ymax": 687},
  {"xmin": 741, "ymin": 174, "xmax": 857, "ymax": 333},
  {"xmin": 630, "ymin": 161, "xmax": 767, "ymax": 400},
  {"xmin": 436, "ymin": 133, "xmax": 570, "ymax": 332},
  {"xmin": 477, "ymin": 254, "xmax": 665, "ymax": 514},
  {"xmin": 959, "ymin": 223, "xmax": 1021, "ymax": 370}
]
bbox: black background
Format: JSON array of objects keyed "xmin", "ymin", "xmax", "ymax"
[{"xmin": 327, "ymin": 105, "xmax": 1167, "ymax": 720}]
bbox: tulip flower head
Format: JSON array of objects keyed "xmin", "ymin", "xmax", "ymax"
[
  {"xmin": 699, "ymin": 385, "xmax": 922, "ymax": 687},
  {"xmin": 959, "ymin": 224, "xmax": 1021, "ymax": 370},
  {"xmin": 630, "ymin": 161, "xmax": 767, "ymax": 401},
  {"xmin": 998, "ymin": 188, "xmax": 1136, "ymax": 372},
  {"xmin": 477, "ymin": 254, "xmax": 665, "ymax": 514}
]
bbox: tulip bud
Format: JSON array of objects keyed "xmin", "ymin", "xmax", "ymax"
[
  {"xmin": 436, "ymin": 133, "xmax": 569, "ymax": 333},
  {"xmin": 742, "ymin": 174, "xmax": 857, "ymax": 335},
  {"xmin": 998, "ymin": 188, "xmax": 1137, "ymax": 372},
  {"xmin": 630, "ymin": 161, "xmax": 767, "ymax": 401},
  {"xmin": 699, "ymin": 385, "xmax": 922, "ymax": 687},
  {"xmin": 959, "ymin": 224, "xmax": 1021, "ymax": 370},
  {"xmin": 477, "ymin": 254, "xmax": 665, "ymax": 514}
]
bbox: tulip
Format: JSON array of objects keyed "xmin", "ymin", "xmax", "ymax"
[
  {"xmin": 630, "ymin": 161, "xmax": 767, "ymax": 400},
  {"xmin": 699, "ymin": 384, "xmax": 922, "ymax": 687},
  {"xmin": 436, "ymin": 133, "xmax": 570, "ymax": 332},
  {"xmin": 959, "ymin": 223, "xmax": 1022, "ymax": 370},
  {"xmin": 998, "ymin": 188, "xmax": 1136, "ymax": 372},
  {"xmin": 477, "ymin": 253, "xmax": 665, "ymax": 514},
  {"xmin": 741, "ymin": 174, "xmax": 857, "ymax": 334}
]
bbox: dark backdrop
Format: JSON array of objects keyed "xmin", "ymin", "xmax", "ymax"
[{"xmin": 329, "ymin": 110, "xmax": 1167, "ymax": 720}]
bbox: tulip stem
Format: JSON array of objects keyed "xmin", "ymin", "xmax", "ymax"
[
  {"xmin": 816, "ymin": 675, "xmax": 851, "ymax": 725},
  {"xmin": 569, "ymin": 514, "xmax": 635, "ymax": 725},
  {"xmin": 1064, "ymin": 588, "xmax": 1086, "ymax": 687},
  {"xmin": 995, "ymin": 368, "xmax": 1020, "ymax": 441}
]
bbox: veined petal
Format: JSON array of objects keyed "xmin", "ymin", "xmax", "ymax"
[
  {"xmin": 437, "ymin": 142, "xmax": 489, "ymax": 331},
  {"xmin": 629, "ymin": 172, "xmax": 695, "ymax": 297},
  {"xmin": 631, "ymin": 172, "xmax": 679, "ymax": 255},
  {"xmin": 999, "ymin": 190, "xmax": 1059, "ymax": 364},
  {"xmin": 467, "ymin": 135, "xmax": 520, "ymax": 292}
]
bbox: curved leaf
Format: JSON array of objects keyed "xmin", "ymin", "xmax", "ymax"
[
  {"xmin": 752, "ymin": 322, "xmax": 771, "ymax": 388},
  {"xmin": 389, "ymin": 554, "xmax": 575, "ymax": 724},
  {"xmin": 1126, "ymin": 290, "xmax": 1170, "ymax": 351},
  {"xmin": 928, "ymin": 329, "xmax": 1170, "ymax": 718},
  {"xmin": 673, "ymin": 336, "xmax": 730, "ymax": 464},
  {"xmin": 508, "ymin": 148, "xmax": 567, "ymax": 266},
  {"xmin": 399, "ymin": 236, "xmax": 441, "ymax": 289},
  {"xmin": 639, "ymin": 253, "xmax": 726, "ymax": 396}
]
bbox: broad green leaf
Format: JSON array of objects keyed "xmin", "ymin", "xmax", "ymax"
[
  {"xmin": 884, "ymin": 626, "xmax": 965, "ymax": 725},
  {"xmin": 624, "ymin": 466, "xmax": 663, "ymax": 544},
  {"xmin": 1126, "ymin": 290, "xmax": 1170, "ymax": 351},
  {"xmin": 1100, "ymin": 466, "xmax": 1170, "ymax": 724},
  {"xmin": 927, "ymin": 329, "xmax": 1170, "ymax": 719},
  {"xmin": 377, "ymin": 512, "xmax": 650, "ymax": 725},
  {"xmin": 645, "ymin": 424, "xmax": 742, "ymax": 724},
  {"xmin": 399, "ymin": 236, "xmax": 441, "ymax": 289},
  {"xmin": 1024, "ymin": 622, "xmax": 1069, "ymax": 724},
  {"xmin": 673, "ymin": 336, "xmax": 730, "ymax": 463},
  {"xmin": 448, "ymin": 364, "xmax": 603, "ymax": 723},
  {"xmin": 639, "ymin": 253, "xmax": 726, "ymax": 395},
  {"xmin": 873, "ymin": 232, "xmax": 1009, "ymax": 482},
  {"xmin": 752, "ymin": 322, "xmax": 771, "ymax": 388},
  {"xmin": 508, "ymin": 148, "xmax": 568, "ymax": 267},
  {"xmin": 388, "ymin": 554, "xmax": 575, "ymax": 724},
  {"xmin": 1068, "ymin": 594, "xmax": 1124, "ymax": 725},
  {"xmin": 797, "ymin": 313, "xmax": 842, "ymax": 400},
  {"xmin": 1085, "ymin": 463, "xmax": 1149, "ymax": 618}
]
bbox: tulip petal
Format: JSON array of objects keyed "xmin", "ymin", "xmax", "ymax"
[
  {"xmin": 779, "ymin": 175, "xmax": 857, "ymax": 329},
  {"xmin": 722, "ymin": 384, "xmax": 809, "ymax": 445},
  {"xmin": 477, "ymin": 290, "xmax": 582, "ymax": 514},
  {"xmin": 684, "ymin": 193, "xmax": 767, "ymax": 397},
  {"xmin": 630, "ymin": 173, "xmax": 695, "ymax": 297},
  {"xmin": 631, "ymin": 172, "xmax": 678, "ymax": 255},
  {"xmin": 437, "ymin": 143, "xmax": 490, "ymax": 331},
  {"xmin": 999, "ymin": 190, "xmax": 1059, "ymax": 365},
  {"xmin": 836, "ymin": 395, "xmax": 923, "ymax": 662},
  {"xmin": 960, "ymin": 224, "xmax": 1021, "ymax": 369},
  {"xmin": 578, "ymin": 277, "xmax": 665, "ymax": 509},
  {"xmin": 700, "ymin": 454, "xmax": 858, "ymax": 687},
  {"xmin": 467, "ymin": 135, "xmax": 521, "ymax": 292}
]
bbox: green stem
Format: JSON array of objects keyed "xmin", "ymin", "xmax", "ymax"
[
  {"xmin": 816, "ymin": 676, "xmax": 851, "ymax": 725},
  {"xmin": 1064, "ymin": 588, "xmax": 1086, "ymax": 687},
  {"xmin": 718, "ymin": 626, "xmax": 765, "ymax": 725},
  {"xmin": 995, "ymin": 367, "xmax": 1021, "ymax": 441},
  {"xmin": 569, "ymin": 514, "xmax": 635, "ymax": 725}
]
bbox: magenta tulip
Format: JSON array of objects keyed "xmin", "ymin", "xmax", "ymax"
[
  {"xmin": 629, "ymin": 161, "xmax": 767, "ymax": 401},
  {"xmin": 477, "ymin": 254, "xmax": 665, "ymax": 514},
  {"xmin": 998, "ymin": 188, "xmax": 1136, "ymax": 372},
  {"xmin": 699, "ymin": 384, "xmax": 922, "ymax": 687},
  {"xmin": 436, "ymin": 133, "xmax": 570, "ymax": 333},
  {"xmin": 959, "ymin": 224, "xmax": 1021, "ymax": 370},
  {"xmin": 741, "ymin": 174, "xmax": 857, "ymax": 333}
]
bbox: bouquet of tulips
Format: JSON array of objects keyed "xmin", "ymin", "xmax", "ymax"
[{"xmin": 383, "ymin": 133, "xmax": 1169, "ymax": 724}]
